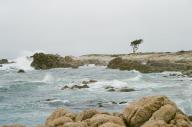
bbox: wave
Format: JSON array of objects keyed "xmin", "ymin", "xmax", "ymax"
[
  {"xmin": 0, "ymin": 51, "xmax": 35, "ymax": 71},
  {"xmin": 128, "ymin": 71, "xmax": 143, "ymax": 81},
  {"xmin": 88, "ymin": 80, "xmax": 129, "ymax": 90}
]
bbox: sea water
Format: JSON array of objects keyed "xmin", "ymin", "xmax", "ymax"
[{"xmin": 0, "ymin": 56, "xmax": 192, "ymax": 126}]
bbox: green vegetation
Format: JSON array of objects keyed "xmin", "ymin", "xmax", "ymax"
[{"xmin": 130, "ymin": 39, "xmax": 143, "ymax": 53}]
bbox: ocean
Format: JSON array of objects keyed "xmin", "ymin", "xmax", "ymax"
[{"xmin": 0, "ymin": 55, "xmax": 192, "ymax": 126}]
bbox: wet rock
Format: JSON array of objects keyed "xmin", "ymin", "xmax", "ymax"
[
  {"xmin": 118, "ymin": 88, "xmax": 135, "ymax": 92},
  {"xmin": 97, "ymin": 102, "xmax": 104, "ymax": 107},
  {"xmin": 61, "ymin": 86, "xmax": 70, "ymax": 90},
  {"xmin": 119, "ymin": 101, "xmax": 127, "ymax": 105},
  {"xmin": 17, "ymin": 69, "xmax": 25, "ymax": 73},
  {"xmin": 123, "ymin": 96, "xmax": 191, "ymax": 127},
  {"xmin": 107, "ymin": 88, "xmax": 116, "ymax": 92},
  {"xmin": 45, "ymin": 98, "xmax": 57, "ymax": 102},
  {"xmin": 0, "ymin": 64, "xmax": 2, "ymax": 67},
  {"xmin": 71, "ymin": 85, "xmax": 89, "ymax": 89},
  {"xmin": 82, "ymin": 80, "xmax": 97, "ymax": 85},
  {"xmin": 0, "ymin": 59, "xmax": 8, "ymax": 64},
  {"xmin": 61, "ymin": 85, "xmax": 89, "ymax": 90},
  {"xmin": 111, "ymin": 101, "xmax": 117, "ymax": 104},
  {"xmin": 105, "ymin": 86, "xmax": 135, "ymax": 92}
]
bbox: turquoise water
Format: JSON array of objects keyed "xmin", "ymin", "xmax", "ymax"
[{"xmin": 0, "ymin": 65, "xmax": 192, "ymax": 126}]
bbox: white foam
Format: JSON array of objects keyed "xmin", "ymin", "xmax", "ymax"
[
  {"xmin": 128, "ymin": 72, "xmax": 142, "ymax": 81},
  {"xmin": 89, "ymin": 80, "xmax": 128, "ymax": 90},
  {"xmin": 0, "ymin": 51, "xmax": 35, "ymax": 71}
]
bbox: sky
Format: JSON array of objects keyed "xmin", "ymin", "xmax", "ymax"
[{"xmin": 0, "ymin": 0, "xmax": 192, "ymax": 58}]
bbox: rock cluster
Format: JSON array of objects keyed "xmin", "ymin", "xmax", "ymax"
[
  {"xmin": 61, "ymin": 80, "xmax": 97, "ymax": 90},
  {"xmin": 105, "ymin": 86, "xmax": 135, "ymax": 92},
  {"xmin": 3, "ymin": 96, "xmax": 191, "ymax": 127},
  {"xmin": 31, "ymin": 53, "xmax": 83, "ymax": 70}
]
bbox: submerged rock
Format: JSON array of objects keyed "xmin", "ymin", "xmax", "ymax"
[
  {"xmin": 82, "ymin": 80, "xmax": 97, "ymax": 85},
  {"xmin": 17, "ymin": 69, "xmax": 25, "ymax": 73},
  {"xmin": 61, "ymin": 84, "xmax": 89, "ymax": 90},
  {"xmin": 105, "ymin": 86, "xmax": 135, "ymax": 93},
  {"xmin": 118, "ymin": 87, "xmax": 135, "ymax": 92}
]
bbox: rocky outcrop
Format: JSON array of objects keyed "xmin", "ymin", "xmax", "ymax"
[
  {"xmin": 123, "ymin": 96, "xmax": 191, "ymax": 127},
  {"xmin": 0, "ymin": 59, "xmax": 8, "ymax": 64},
  {"xmin": 2, "ymin": 96, "xmax": 191, "ymax": 127},
  {"xmin": 31, "ymin": 53, "xmax": 83, "ymax": 70},
  {"xmin": 108, "ymin": 57, "xmax": 192, "ymax": 74},
  {"xmin": 61, "ymin": 80, "xmax": 97, "ymax": 90},
  {"xmin": 17, "ymin": 69, "xmax": 25, "ymax": 73}
]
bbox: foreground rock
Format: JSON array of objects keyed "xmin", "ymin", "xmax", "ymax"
[
  {"xmin": 31, "ymin": 53, "xmax": 83, "ymax": 70},
  {"xmin": 2, "ymin": 96, "xmax": 191, "ymax": 127},
  {"xmin": 123, "ymin": 96, "xmax": 191, "ymax": 127}
]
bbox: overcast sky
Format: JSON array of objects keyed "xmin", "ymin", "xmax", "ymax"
[{"xmin": 0, "ymin": 0, "xmax": 192, "ymax": 58}]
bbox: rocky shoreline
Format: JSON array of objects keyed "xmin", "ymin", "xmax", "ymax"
[
  {"xmin": 2, "ymin": 96, "xmax": 192, "ymax": 127},
  {"xmin": 30, "ymin": 51, "xmax": 192, "ymax": 77}
]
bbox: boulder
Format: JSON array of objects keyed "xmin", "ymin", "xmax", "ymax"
[
  {"xmin": 123, "ymin": 96, "xmax": 191, "ymax": 127},
  {"xmin": 63, "ymin": 122, "xmax": 88, "ymax": 127},
  {"xmin": 99, "ymin": 122, "xmax": 125, "ymax": 127},
  {"xmin": 76, "ymin": 109, "xmax": 99, "ymax": 121},
  {"xmin": 45, "ymin": 108, "xmax": 76, "ymax": 127},
  {"xmin": 86, "ymin": 114, "xmax": 125, "ymax": 127}
]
